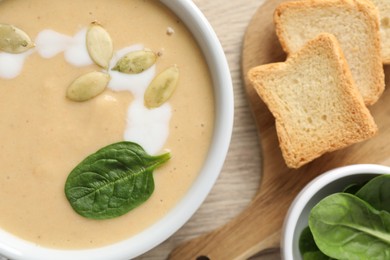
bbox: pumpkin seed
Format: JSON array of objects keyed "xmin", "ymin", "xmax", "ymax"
[
  {"xmin": 112, "ymin": 50, "xmax": 157, "ymax": 74},
  {"xmin": 86, "ymin": 22, "xmax": 113, "ymax": 69},
  {"xmin": 66, "ymin": 71, "xmax": 110, "ymax": 102},
  {"xmin": 144, "ymin": 65, "xmax": 179, "ymax": 108},
  {"xmin": 0, "ymin": 23, "xmax": 34, "ymax": 53}
]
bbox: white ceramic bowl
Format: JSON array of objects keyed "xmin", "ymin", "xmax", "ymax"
[
  {"xmin": 0, "ymin": 1, "xmax": 234, "ymax": 259},
  {"xmin": 281, "ymin": 164, "xmax": 390, "ymax": 260}
]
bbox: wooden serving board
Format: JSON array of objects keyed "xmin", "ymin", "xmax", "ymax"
[{"xmin": 169, "ymin": 0, "xmax": 390, "ymax": 259}]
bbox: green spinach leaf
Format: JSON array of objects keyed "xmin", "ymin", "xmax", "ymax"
[
  {"xmin": 65, "ymin": 141, "xmax": 170, "ymax": 220},
  {"xmin": 356, "ymin": 174, "xmax": 390, "ymax": 212},
  {"xmin": 299, "ymin": 226, "xmax": 334, "ymax": 260},
  {"xmin": 309, "ymin": 193, "xmax": 390, "ymax": 260},
  {"xmin": 342, "ymin": 183, "xmax": 365, "ymax": 195},
  {"xmin": 302, "ymin": 251, "xmax": 333, "ymax": 260},
  {"xmin": 299, "ymin": 226, "xmax": 319, "ymax": 254}
]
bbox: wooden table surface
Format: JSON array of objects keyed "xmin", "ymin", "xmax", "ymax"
[{"xmin": 139, "ymin": 1, "xmax": 280, "ymax": 259}]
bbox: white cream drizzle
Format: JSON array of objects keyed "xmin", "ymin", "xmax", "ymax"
[
  {"xmin": 35, "ymin": 30, "xmax": 73, "ymax": 58},
  {"xmin": 35, "ymin": 28, "xmax": 94, "ymax": 66},
  {"xmin": 0, "ymin": 28, "xmax": 171, "ymax": 155},
  {"xmin": 0, "ymin": 49, "xmax": 33, "ymax": 79}
]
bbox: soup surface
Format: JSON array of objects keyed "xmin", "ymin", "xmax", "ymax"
[{"xmin": 0, "ymin": 0, "xmax": 214, "ymax": 249}]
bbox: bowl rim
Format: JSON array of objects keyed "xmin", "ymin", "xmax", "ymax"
[
  {"xmin": 281, "ymin": 164, "xmax": 390, "ymax": 260},
  {"xmin": 0, "ymin": 0, "xmax": 234, "ymax": 259}
]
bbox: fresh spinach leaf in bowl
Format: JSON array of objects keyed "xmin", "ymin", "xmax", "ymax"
[
  {"xmin": 355, "ymin": 174, "xmax": 390, "ymax": 212},
  {"xmin": 299, "ymin": 174, "xmax": 390, "ymax": 260},
  {"xmin": 299, "ymin": 226, "xmax": 334, "ymax": 260}
]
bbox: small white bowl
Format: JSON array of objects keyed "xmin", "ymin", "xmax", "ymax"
[
  {"xmin": 281, "ymin": 164, "xmax": 390, "ymax": 260},
  {"xmin": 0, "ymin": 1, "xmax": 233, "ymax": 259}
]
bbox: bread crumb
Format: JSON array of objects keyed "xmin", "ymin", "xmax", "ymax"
[
  {"xmin": 166, "ymin": 27, "xmax": 175, "ymax": 35},
  {"xmin": 157, "ymin": 48, "xmax": 164, "ymax": 57}
]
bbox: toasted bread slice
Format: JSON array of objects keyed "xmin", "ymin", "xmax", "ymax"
[
  {"xmin": 247, "ymin": 33, "xmax": 377, "ymax": 168},
  {"xmin": 369, "ymin": 0, "xmax": 390, "ymax": 63},
  {"xmin": 274, "ymin": 0, "xmax": 384, "ymax": 105}
]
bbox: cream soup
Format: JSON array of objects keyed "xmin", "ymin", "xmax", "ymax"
[{"xmin": 0, "ymin": 0, "xmax": 214, "ymax": 249}]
